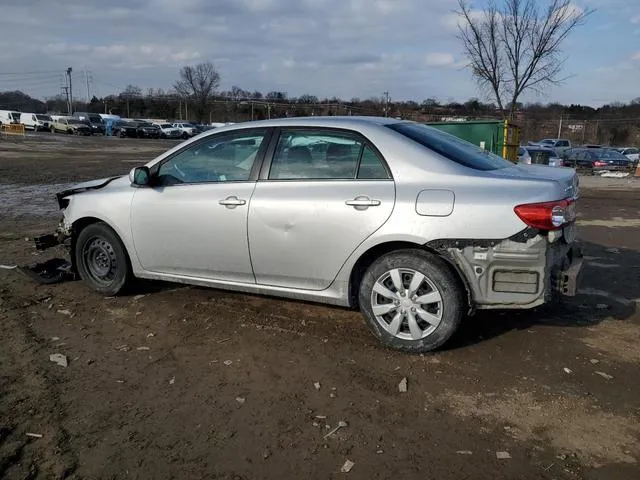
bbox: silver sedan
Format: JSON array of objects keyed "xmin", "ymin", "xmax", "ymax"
[{"xmin": 40, "ymin": 117, "xmax": 583, "ymax": 353}]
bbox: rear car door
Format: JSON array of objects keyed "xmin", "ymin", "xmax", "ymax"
[
  {"xmin": 130, "ymin": 128, "xmax": 271, "ymax": 282},
  {"xmin": 248, "ymin": 128, "xmax": 395, "ymax": 290}
]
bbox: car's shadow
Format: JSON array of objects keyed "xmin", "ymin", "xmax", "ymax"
[{"xmin": 446, "ymin": 241, "xmax": 639, "ymax": 350}]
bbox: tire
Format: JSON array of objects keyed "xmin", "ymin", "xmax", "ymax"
[
  {"xmin": 359, "ymin": 249, "xmax": 464, "ymax": 353},
  {"xmin": 182, "ymin": 132, "xmax": 189, "ymax": 139},
  {"xmin": 75, "ymin": 222, "xmax": 133, "ymax": 296}
]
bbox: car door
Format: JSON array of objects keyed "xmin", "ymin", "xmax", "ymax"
[
  {"xmin": 248, "ymin": 128, "xmax": 395, "ymax": 290},
  {"xmin": 130, "ymin": 128, "xmax": 272, "ymax": 282}
]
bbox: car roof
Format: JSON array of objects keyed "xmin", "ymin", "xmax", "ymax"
[{"xmin": 205, "ymin": 116, "xmax": 403, "ymax": 132}]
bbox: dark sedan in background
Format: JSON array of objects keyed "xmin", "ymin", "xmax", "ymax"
[
  {"xmin": 116, "ymin": 120, "xmax": 161, "ymax": 139},
  {"xmin": 563, "ymin": 148, "xmax": 633, "ymax": 173}
]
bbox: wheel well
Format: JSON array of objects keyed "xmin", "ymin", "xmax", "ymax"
[{"xmin": 348, "ymin": 241, "xmax": 472, "ymax": 310}]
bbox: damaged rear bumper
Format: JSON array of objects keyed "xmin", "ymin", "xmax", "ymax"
[
  {"xmin": 34, "ymin": 220, "xmax": 71, "ymax": 251},
  {"xmin": 431, "ymin": 224, "xmax": 584, "ymax": 310}
]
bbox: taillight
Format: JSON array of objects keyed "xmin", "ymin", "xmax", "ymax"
[
  {"xmin": 593, "ymin": 161, "xmax": 607, "ymax": 167},
  {"xmin": 514, "ymin": 199, "xmax": 576, "ymax": 231}
]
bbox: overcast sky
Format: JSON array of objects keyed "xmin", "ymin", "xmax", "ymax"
[{"xmin": 0, "ymin": 0, "xmax": 638, "ymax": 106}]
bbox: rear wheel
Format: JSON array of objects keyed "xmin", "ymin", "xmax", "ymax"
[
  {"xmin": 359, "ymin": 250, "xmax": 464, "ymax": 353},
  {"xmin": 75, "ymin": 222, "xmax": 132, "ymax": 296}
]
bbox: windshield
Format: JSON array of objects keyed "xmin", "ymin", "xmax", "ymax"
[
  {"xmin": 36, "ymin": 114, "xmax": 52, "ymax": 121},
  {"xmin": 160, "ymin": 123, "xmax": 172, "ymax": 128},
  {"xmin": 540, "ymin": 139, "xmax": 555, "ymax": 145},
  {"xmin": 68, "ymin": 119, "xmax": 86, "ymax": 125},
  {"xmin": 387, "ymin": 123, "xmax": 512, "ymax": 171}
]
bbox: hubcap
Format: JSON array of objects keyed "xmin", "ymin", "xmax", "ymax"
[
  {"xmin": 83, "ymin": 236, "xmax": 117, "ymax": 285},
  {"xmin": 370, "ymin": 268, "xmax": 443, "ymax": 340}
]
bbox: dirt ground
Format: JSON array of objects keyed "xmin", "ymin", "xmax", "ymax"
[{"xmin": 1, "ymin": 134, "xmax": 639, "ymax": 480}]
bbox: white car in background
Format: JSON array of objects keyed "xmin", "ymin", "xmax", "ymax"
[
  {"xmin": 172, "ymin": 122, "xmax": 197, "ymax": 139},
  {"xmin": 616, "ymin": 147, "xmax": 639, "ymax": 163},
  {"xmin": 155, "ymin": 123, "xmax": 182, "ymax": 139}
]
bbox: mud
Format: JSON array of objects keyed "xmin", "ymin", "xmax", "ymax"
[{"xmin": 1, "ymin": 135, "xmax": 639, "ymax": 479}]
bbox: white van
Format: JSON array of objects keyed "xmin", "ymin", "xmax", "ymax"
[
  {"xmin": 0, "ymin": 110, "xmax": 21, "ymax": 125},
  {"xmin": 20, "ymin": 113, "xmax": 53, "ymax": 131}
]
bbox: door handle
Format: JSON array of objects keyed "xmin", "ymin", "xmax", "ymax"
[
  {"xmin": 219, "ymin": 196, "xmax": 246, "ymax": 208},
  {"xmin": 345, "ymin": 196, "xmax": 381, "ymax": 209}
]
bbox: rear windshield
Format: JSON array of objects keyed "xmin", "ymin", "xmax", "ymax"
[{"xmin": 387, "ymin": 123, "xmax": 512, "ymax": 171}]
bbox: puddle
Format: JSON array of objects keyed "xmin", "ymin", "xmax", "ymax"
[{"xmin": 0, "ymin": 183, "xmax": 71, "ymax": 217}]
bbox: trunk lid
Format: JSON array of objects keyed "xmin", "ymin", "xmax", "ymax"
[{"xmin": 490, "ymin": 164, "xmax": 579, "ymax": 200}]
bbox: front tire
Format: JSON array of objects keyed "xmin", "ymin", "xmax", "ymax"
[
  {"xmin": 75, "ymin": 222, "xmax": 132, "ymax": 296},
  {"xmin": 359, "ymin": 249, "xmax": 464, "ymax": 353}
]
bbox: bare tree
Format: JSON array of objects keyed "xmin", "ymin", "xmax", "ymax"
[
  {"xmin": 174, "ymin": 62, "xmax": 220, "ymax": 122},
  {"xmin": 457, "ymin": 0, "xmax": 593, "ymax": 119}
]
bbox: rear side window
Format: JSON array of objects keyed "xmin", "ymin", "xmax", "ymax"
[
  {"xmin": 387, "ymin": 123, "xmax": 512, "ymax": 171},
  {"xmin": 357, "ymin": 146, "xmax": 389, "ymax": 179}
]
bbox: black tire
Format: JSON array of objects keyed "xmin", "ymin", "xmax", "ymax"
[
  {"xmin": 359, "ymin": 249, "xmax": 465, "ymax": 353},
  {"xmin": 75, "ymin": 222, "xmax": 132, "ymax": 296},
  {"xmin": 182, "ymin": 132, "xmax": 189, "ymax": 139}
]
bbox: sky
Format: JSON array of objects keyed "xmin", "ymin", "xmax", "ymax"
[{"xmin": 0, "ymin": 0, "xmax": 638, "ymax": 107}]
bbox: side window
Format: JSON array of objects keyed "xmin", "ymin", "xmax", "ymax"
[
  {"xmin": 357, "ymin": 146, "xmax": 389, "ymax": 179},
  {"xmin": 269, "ymin": 130, "xmax": 363, "ymax": 180},
  {"xmin": 156, "ymin": 129, "xmax": 267, "ymax": 186}
]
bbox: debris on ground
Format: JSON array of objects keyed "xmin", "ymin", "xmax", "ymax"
[
  {"xmin": 236, "ymin": 397, "xmax": 246, "ymax": 405},
  {"xmin": 590, "ymin": 359, "xmax": 600, "ymax": 365},
  {"xmin": 26, "ymin": 433, "xmax": 43, "ymax": 438},
  {"xmin": 314, "ymin": 381, "xmax": 321, "ymax": 390},
  {"xmin": 595, "ymin": 371, "xmax": 614, "ymax": 380},
  {"xmin": 223, "ymin": 360, "xmax": 233, "ymax": 366},
  {"xmin": 57, "ymin": 309, "xmax": 71, "ymax": 316},
  {"xmin": 563, "ymin": 368, "xmax": 573, "ymax": 375},
  {"xmin": 169, "ymin": 376, "xmax": 175, "ymax": 385},
  {"xmin": 340, "ymin": 459, "xmax": 355, "ymax": 473},
  {"xmin": 399, "ymin": 377, "xmax": 408, "ymax": 393},
  {"xmin": 329, "ymin": 392, "xmax": 336, "ymax": 398},
  {"xmin": 496, "ymin": 451, "xmax": 511, "ymax": 460},
  {"xmin": 51, "ymin": 336, "xmax": 60, "ymax": 341},
  {"xmin": 49, "ymin": 353, "xmax": 68, "ymax": 367},
  {"xmin": 115, "ymin": 345, "xmax": 130, "ymax": 352},
  {"xmin": 18, "ymin": 258, "xmax": 75, "ymax": 285},
  {"xmin": 133, "ymin": 294, "xmax": 147, "ymax": 301},
  {"xmin": 456, "ymin": 450, "xmax": 473, "ymax": 455},
  {"xmin": 315, "ymin": 415, "xmax": 327, "ymax": 419},
  {"xmin": 0, "ymin": 264, "xmax": 17, "ymax": 270},
  {"xmin": 323, "ymin": 420, "xmax": 348, "ymax": 438},
  {"xmin": 262, "ymin": 449, "xmax": 271, "ymax": 459},
  {"xmin": 146, "ymin": 332, "xmax": 155, "ymax": 338},
  {"xmin": 376, "ymin": 449, "xmax": 384, "ymax": 454},
  {"xmin": 136, "ymin": 346, "xmax": 150, "ymax": 351}
]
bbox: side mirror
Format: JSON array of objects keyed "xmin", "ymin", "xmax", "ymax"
[{"xmin": 129, "ymin": 166, "xmax": 150, "ymax": 186}]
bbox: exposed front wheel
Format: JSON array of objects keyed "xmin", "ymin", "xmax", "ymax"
[
  {"xmin": 359, "ymin": 250, "xmax": 464, "ymax": 353},
  {"xmin": 75, "ymin": 222, "xmax": 132, "ymax": 296}
]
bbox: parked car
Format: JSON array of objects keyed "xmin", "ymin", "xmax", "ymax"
[
  {"xmin": 172, "ymin": 122, "xmax": 197, "ymax": 138},
  {"xmin": 73, "ymin": 112, "xmax": 105, "ymax": 135},
  {"xmin": 135, "ymin": 121, "xmax": 162, "ymax": 138},
  {"xmin": 114, "ymin": 120, "xmax": 139, "ymax": 138},
  {"xmin": 0, "ymin": 110, "xmax": 21, "ymax": 125},
  {"xmin": 533, "ymin": 138, "xmax": 572, "ymax": 153},
  {"xmin": 564, "ymin": 148, "xmax": 632, "ymax": 173},
  {"xmin": 20, "ymin": 113, "xmax": 52, "ymax": 132},
  {"xmin": 616, "ymin": 147, "xmax": 639, "ymax": 163},
  {"xmin": 36, "ymin": 117, "xmax": 582, "ymax": 353},
  {"xmin": 518, "ymin": 146, "xmax": 563, "ymax": 167},
  {"xmin": 52, "ymin": 118, "xmax": 92, "ymax": 135},
  {"xmin": 155, "ymin": 123, "xmax": 182, "ymax": 139}
]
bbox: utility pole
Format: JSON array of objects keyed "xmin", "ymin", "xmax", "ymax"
[
  {"xmin": 383, "ymin": 91, "xmax": 390, "ymax": 117},
  {"xmin": 557, "ymin": 115, "xmax": 563, "ymax": 139},
  {"xmin": 66, "ymin": 67, "xmax": 73, "ymax": 114},
  {"xmin": 62, "ymin": 86, "xmax": 70, "ymax": 115},
  {"xmin": 84, "ymin": 69, "xmax": 91, "ymax": 103}
]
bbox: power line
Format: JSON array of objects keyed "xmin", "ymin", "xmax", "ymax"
[{"xmin": 0, "ymin": 70, "xmax": 61, "ymax": 76}]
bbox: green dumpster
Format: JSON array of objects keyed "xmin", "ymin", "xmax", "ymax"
[{"xmin": 426, "ymin": 120, "xmax": 520, "ymax": 162}]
